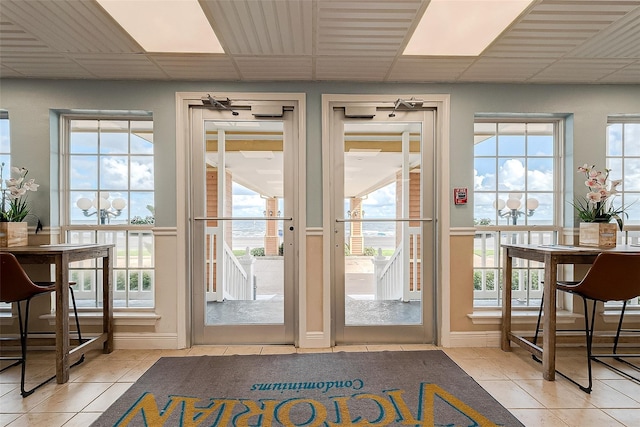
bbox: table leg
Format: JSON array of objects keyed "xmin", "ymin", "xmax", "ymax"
[
  {"xmin": 542, "ymin": 254, "xmax": 557, "ymax": 381},
  {"xmin": 103, "ymin": 250, "xmax": 114, "ymax": 353},
  {"xmin": 55, "ymin": 253, "xmax": 70, "ymax": 384},
  {"xmin": 501, "ymin": 249, "xmax": 512, "ymax": 351}
]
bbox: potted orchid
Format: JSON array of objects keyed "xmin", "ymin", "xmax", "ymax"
[
  {"xmin": 1, "ymin": 162, "xmax": 39, "ymax": 222},
  {"xmin": 572, "ymin": 164, "xmax": 627, "ymax": 231}
]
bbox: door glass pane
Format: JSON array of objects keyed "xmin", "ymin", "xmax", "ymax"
[
  {"xmin": 343, "ymin": 122, "xmax": 422, "ymax": 325},
  {"xmin": 204, "ymin": 120, "xmax": 285, "ymax": 325}
]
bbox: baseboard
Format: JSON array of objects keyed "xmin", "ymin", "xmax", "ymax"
[
  {"xmin": 114, "ymin": 332, "xmax": 180, "ymax": 349},
  {"xmin": 447, "ymin": 331, "xmax": 502, "ymax": 347},
  {"xmin": 298, "ymin": 331, "xmax": 330, "ymax": 349}
]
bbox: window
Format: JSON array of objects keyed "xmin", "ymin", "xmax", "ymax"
[
  {"xmin": 606, "ymin": 117, "xmax": 640, "ymax": 308},
  {"xmin": 62, "ymin": 117, "xmax": 155, "ymax": 309},
  {"xmin": 0, "ymin": 110, "xmax": 10, "ymax": 312},
  {"xmin": 0, "ymin": 110, "xmax": 9, "ymax": 168},
  {"xmin": 607, "ymin": 118, "xmax": 640, "ymax": 229},
  {"xmin": 473, "ymin": 119, "xmax": 560, "ymax": 307}
]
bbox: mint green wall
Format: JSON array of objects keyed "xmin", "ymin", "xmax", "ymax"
[{"xmin": 1, "ymin": 79, "xmax": 638, "ymax": 229}]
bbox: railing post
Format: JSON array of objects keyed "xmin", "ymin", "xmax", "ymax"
[
  {"xmin": 238, "ymin": 247, "xmax": 255, "ymax": 300},
  {"xmin": 372, "ymin": 248, "xmax": 387, "ymax": 300}
]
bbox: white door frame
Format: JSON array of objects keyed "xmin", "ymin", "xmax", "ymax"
[
  {"xmin": 321, "ymin": 94, "xmax": 451, "ymax": 347},
  {"xmin": 176, "ymin": 92, "xmax": 306, "ymax": 348}
]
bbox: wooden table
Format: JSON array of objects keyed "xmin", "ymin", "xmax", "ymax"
[
  {"xmin": 0, "ymin": 244, "xmax": 114, "ymax": 383},
  {"xmin": 501, "ymin": 243, "xmax": 640, "ymax": 381}
]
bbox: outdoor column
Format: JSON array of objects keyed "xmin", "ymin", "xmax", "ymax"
[
  {"xmin": 349, "ymin": 197, "xmax": 364, "ymax": 255},
  {"xmin": 264, "ymin": 197, "xmax": 279, "ymax": 255}
]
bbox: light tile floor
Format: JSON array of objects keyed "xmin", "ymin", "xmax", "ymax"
[{"xmin": 1, "ymin": 345, "xmax": 639, "ymax": 426}]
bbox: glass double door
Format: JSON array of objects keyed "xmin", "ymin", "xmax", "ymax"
[
  {"xmin": 190, "ymin": 107, "xmax": 296, "ymax": 345},
  {"xmin": 332, "ymin": 107, "xmax": 436, "ymax": 344}
]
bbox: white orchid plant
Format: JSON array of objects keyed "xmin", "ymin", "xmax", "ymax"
[
  {"xmin": 0, "ymin": 162, "xmax": 39, "ymax": 222},
  {"xmin": 573, "ymin": 164, "xmax": 627, "ymax": 231}
]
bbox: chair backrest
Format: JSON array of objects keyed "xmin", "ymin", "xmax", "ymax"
[
  {"xmin": 0, "ymin": 253, "xmax": 51, "ymax": 303},
  {"xmin": 576, "ymin": 253, "xmax": 640, "ymax": 302}
]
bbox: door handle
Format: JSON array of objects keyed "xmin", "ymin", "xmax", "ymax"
[
  {"xmin": 194, "ymin": 216, "xmax": 293, "ymax": 221},
  {"xmin": 335, "ymin": 217, "xmax": 433, "ymax": 223}
]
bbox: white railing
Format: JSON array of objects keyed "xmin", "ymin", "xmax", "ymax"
[
  {"xmin": 473, "ymin": 228, "xmax": 556, "ymax": 306},
  {"xmin": 206, "ymin": 227, "xmax": 253, "ymax": 302},
  {"xmin": 373, "ymin": 228, "xmax": 421, "ymax": 302},
  {"xmin": 222, "ymin": 242, "xmax": 251, "ymax": 300},
  {"xmin": 374, "ymin": 247, "xmax": 402, "ymax": 300}
]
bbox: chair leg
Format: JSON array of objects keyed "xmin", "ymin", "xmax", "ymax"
[
  {"xmin": 531, "ymin": 293, "xmax": 544, "ymax": 362},
  {"xmin": 548, "ymin": 297, "xmax": 594, "ymax": 394},
  {"xmin": 16, "ymin": 298, "xmax": 61, "ymax": 398},
  {"xmin": 591, "ymin": 301, "xmax": 640, "ymax": 383},
  {"xmin": 17, "ymin": 299, "xmax": 56, "ymax": 397},
  {"xmin": 612, "ymin": 301, "xmax": 626, "ymax": 355},
  {"xmin": 581, "ymin": 297, "xmax": 596, "ymax": 394},
  {"xmin": 69, "ymin": 286, "xmax": 84, "ymax": 344}
]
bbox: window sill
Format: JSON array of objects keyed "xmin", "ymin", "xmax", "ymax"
[
  {"xmin": 468, "ymin": 309, "xmax": 581, "ymax": 325},
  {"xmin": 0, "ymin": 311, "xmax": 14, "ymax": 326},
  {"xmin": 602, "ymin": 310, "xmax": 640, "ymax": 324},
  {"xmin": 41, "ymin": 311, "xmax": 161, "ymax": 327}
]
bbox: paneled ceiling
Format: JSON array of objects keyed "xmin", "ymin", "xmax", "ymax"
[{"xmin": 1, "ymin": 0, "xmax": 639, "ymax": 84}]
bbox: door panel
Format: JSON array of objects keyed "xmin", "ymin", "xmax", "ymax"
[
  {"xmin": 191, "ymin": 107, "xmax": 295, "ymax": 344},
  {"xmin": 332, "ymin": 107, "xmax": 436, "ymax": 344}
]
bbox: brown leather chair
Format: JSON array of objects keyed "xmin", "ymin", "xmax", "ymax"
[
  {"xmin": 533, "ymin": 252, "xmax": 640, "ymax": 393},
  {"xmin": 0, "ymin": 253, "xmax": 84, "ymax": 397}
]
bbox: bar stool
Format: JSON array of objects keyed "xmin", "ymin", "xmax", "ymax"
[
  {"xmin": 532, "ymin": 252, "xmax": 640, "ymax": 393},
  {"xmin": 0, "ymin": 253, "xmax": 85, "ymax": 397}
]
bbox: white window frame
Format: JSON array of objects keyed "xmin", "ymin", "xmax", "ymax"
[
  {"xmin": 60, "ymin": 114, "xmax": 156, "ymax": 310},
  {"xmin": 473, "ymin": 117, "xmax": 563, "ymax": 308},
  {"xmin": 0, "ymin": 110, "xmax": 11, "ymax": 314},
  {"xmin": 605, "ymin": 116, "xmax": 640, "ymax": 309}
]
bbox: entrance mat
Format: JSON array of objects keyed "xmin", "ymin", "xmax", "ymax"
[{"xmin": 92, "ymin": 350, "xmax": 524, "ymax": 426}]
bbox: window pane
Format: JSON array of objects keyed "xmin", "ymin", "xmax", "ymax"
[
  {"xmin": 474, "ymin": 158, "xmax": 496, "ymax": 191},
  {"xmin": 624, "ymin": 158, "xmax": 640, "ymax": 191},
  {"xmin": 528, "ymin": 135, "xmax": 553, "ymax": 156},
  {"xmin": 70, "ymin": 155, "xmax": 98, "ymax": 189},
  {"xmin": 130, "ymin": 192, "xmax": 155, "ymax": 220},
  {"xmin": 474, "ymin": 123, "xmax": 496, "ymax": 156},
  {"xmin": 498, "ymin": 123, "xmax": 525, "ymax": 157},
  {"xmin": 527, "ymin": 192, "xmax": 553, "ymax": 225},
  {"xmin": 70, "ymin": 120, "xmax": 98, "ymax": 153},
  {"xmin": 130, "ymin": 156, "xmax": 154, "ymax": 190},
  {"xmin": 527, "ymin": 158, "xmax": 554, "ymax": 191},
  {"xmin": 100, "ymin": 156, "xmax": 128, "ymax": 189},
  {"xmin": 607, "ymin": 123, "xmax": 623, "ymax": 156},
  {"xmin": 497, "ymin": 158, "xmax": 525, "ymax": 191},
  {"xmin": 624, "ymin": 123, "xmax": 640, "ymax": 156},
  {"xmin": 625, "ymin": 196, "xmax": 640, "ymax": 225},
  {"xmin": 100, "ymin": 121, "xmax": 129, "ymax": 154},
  {"xmin": 131, "ymin": 121, "xmax": 154, "ymax": 154},
  {"xmin": 474, "ymin": 193, "xmax": 497, "ymax": 225},
  {"xmin": 0, "ymin": 114, "xmax": 10, "ymax": 153}
]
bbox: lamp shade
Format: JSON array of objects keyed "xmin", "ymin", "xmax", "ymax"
[
  {"xmin": 526, "ymin": 198, "xmax": 539, "ymax": 210},
  {"xmin": 493, "ymin": 199, "xmax": 506, "ymax": 210},
  {"xmin": 506, "ymin": 198, "xmax": 521, "ymax": 210},
  {"xmin": 77, "ymin": 197, "xmax": 93, "ymax": 211},
  {"xmin": 96, "ymin": 197, "xmax": 111, "ymax": 210},
  {"xmin": 112, "ymin": 198, "xmax": 126, "ymax": 210}
]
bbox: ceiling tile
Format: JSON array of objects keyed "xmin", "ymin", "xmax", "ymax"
[
  {"xmin": 0, "ymin": 0, "xmax": 638, "ymax": 83},
  {"xmin": 234, "ymin": 56, "xmax": 312, "ymax": 80},
  {"xmin": 150, "ymin": 54, "xmax": 239, "ymax": 80},
  {"xmin": 387, "ymin": 57, "xmax": 473, "ymax": 82}
]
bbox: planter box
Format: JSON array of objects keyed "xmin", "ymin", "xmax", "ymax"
[
  {"xmin": 0, "ymin": 222, "xmax": 29, "ymax": 247},
  {"xmin": 579, "ymin": 222, "xmax": 617, "ymax": 248}
]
